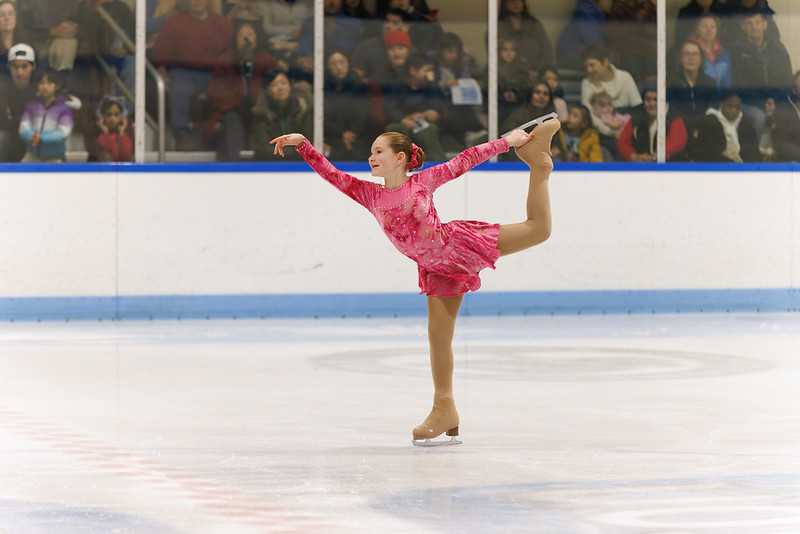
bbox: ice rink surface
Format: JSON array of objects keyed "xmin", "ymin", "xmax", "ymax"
[{"xmin": 0, "ymin": 313, "xmax": 798, "ymax": 533}]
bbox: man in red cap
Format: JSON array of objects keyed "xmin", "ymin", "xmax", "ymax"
[{"xmin": 351, "ymin": 8, "xmax": 413, "ymax": 84}]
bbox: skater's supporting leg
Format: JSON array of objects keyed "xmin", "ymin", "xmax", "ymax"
[
  {"xmin": 496, "ymin": 118, "xmax": 561, "ymax": 256},
  {"xmin": 413, "ymin": 294, "xmax": 464, "ymax": 440}
]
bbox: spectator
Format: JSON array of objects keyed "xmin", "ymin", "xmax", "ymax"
[
  {"xmin": 324, "ymin": 48, "xmax": 369, "ymax": 161},
  {"xmin": 759, "ymin": 96, "xmax": 776, "ymax": 160},
  {"xmin": 374, "ymin": 28, "xmax": 413, "ymax": 87},
  {"xmin": 251, "ymin": 68, "xmax": 312, "ymax": 161},
  {"xmin": 606, "ymin": 0, "xmax": 656, "ymax": 83},
  {"xmin": 580, "ymin": 45, "xmax": 642, "ymax": 112},
  {"xmin": 351, "ymin": 9, "xmax": 410, "ymax": 83},
  {"xmin": 297, "ymin": 0, "xmax": 362, "ymax": 58},
  {"xmin": 0, "ymin": 43, "xmax": 37, "ymax": 161},
  {"xmin": 720, "ymin": 0, "xmax": 780, "ymax": 48},
  {"xmin": 18, "ymin": 0, "xmax": 80, "ymax": 71},
  {"xmin": 771, "ymin": 71, "xmax": 800, "ymax": 162},
  {"xmin": 432, "ymin": 32, "xmax": 484, "ymax": 147},
  {"xmin": 343, "ymin": 0, "xmax": 374, "ymax": 19},
  {"xmin": 589, "ymin": 91, "xmax": 630, "ymax": 139},
  {"xmin": 19, "ymin": 68, "xmax": 74, "ymax": 162},
  {"xmin": 0, "ymin": 0, "xmax": 25, "ymax": 74},
  {"xmin": 146, "ymin": 0, "xmax": 179, "ymax": 48},
  {"xmin": 497, "ymin": 0, "xmax": 553, "ymax": 77},
  {"xmin": 539, "ymin": 65, "xmax": 569, "ymax": 120},
  {"xmin": 73, "ymin": 0, "xmax": 135, "ymax": 121},
  {"xmin": 379, "ymin": 0, "xmax": 441, "ymax": 53},
  {"xmin": 152, "ymin": 0, "xmax": 234, "ymax": 149},
  {"xmin": 500, "ymin": 81, "xmax": 556, "ymax": 161},
  {"xmin": 689, "ymin": 13, "xmax": 731, "ymax": 90},
  {"xmin": 551, "ymin": 104, "xmax": 603, "ymax": 162},
  {"xmin": 259, "ymin": 0, "xmax": 313, "ymax": 62},
  {"xmin": 556, "ymin": 0, "xmax": 612, "ymax": 71},
  {"xmin": 496, "ymin": 37, "xmax": 530, "ymax": 125},
  {"xmin": 87, "ymin": 95, "xmax": 133, "ymax": 162},
  {"xmin": 697, "ymin": 90, "xmax": 759, "ymax": 162},
  {"xmin": 206, "ymin": 21, "xmax": 283, "ymax": 161},
  {"xmin": 383, "ymin": 52, "xmax": 446, "ymax": 161},
  {"xmin": 667, "ymin": 40, "xmax": 717, "ymax": 137},
  {"xmin": 226, "ymin": 0, "xmax": 265, "ymax": 26},
  {"xmin": 728, "ymin": 11, "xmax": 792, "ymax": 138},
  {"xmin": 589, "ymin": 90, "xmax": 629, "ymax": 159},
  {"xmin": 674, "ymin": 0, "xmax": 725, "ymax": 47},
  {"xmin": 618, "ymin": 81, "xmax": 687, "ymax": 162}
]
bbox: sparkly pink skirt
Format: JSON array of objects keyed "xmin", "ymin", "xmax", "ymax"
[{"xmin": 417, "ymin": 220, "xmax": 501, "ymax": 297}]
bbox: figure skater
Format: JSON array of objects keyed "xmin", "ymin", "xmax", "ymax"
[{"xmin": 270, "ymin": 115, "xmax": 560, "ymax": 446}]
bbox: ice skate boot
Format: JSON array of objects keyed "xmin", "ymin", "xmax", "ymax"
[
  {"xmin": 514, "ymin": 116, "xmax": 560, "ymax": 169},
  {"xmin": 412, "ymin": 398, "xmax": 462, "ymax": 447}
]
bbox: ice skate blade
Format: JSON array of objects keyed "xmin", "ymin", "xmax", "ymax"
[
  {"xmin": 501, "ymin": 111, "xmax": 559, "ymax": 137},
  {"xmin": 412, "ymin": 436, "xmax": 463, "ymax": 447}
]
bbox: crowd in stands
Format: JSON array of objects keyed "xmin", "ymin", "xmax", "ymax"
[{"xmin": 0, "ymin": 0, "xmax": 798, "ymax": 164}]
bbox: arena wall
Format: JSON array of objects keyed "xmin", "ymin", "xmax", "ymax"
[{"xmin": 0, "ymin": 163, "xmax": 797, "ymax": 320}]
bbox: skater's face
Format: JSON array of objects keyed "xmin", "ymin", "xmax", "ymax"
[
  {"xmin": 103, "ymin": 103, "xmax": 123, "ymax": 130},
  {"xmin": 369, "ymin": 136, "xmax": 404, "ymax": 177},
  {"xmin": 720, "ymin": 95, "xmax": 742, "ymax": 122}
]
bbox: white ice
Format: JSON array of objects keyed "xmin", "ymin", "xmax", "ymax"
[{"xmin": 0, "ymin": 313, "xmax": 798, "ymax": 533}]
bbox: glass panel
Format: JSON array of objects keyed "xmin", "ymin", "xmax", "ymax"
[
  {"xmin": 145, "ymin": 0, "xmax": 314, "ymax": 161},
  {"xmin": 668, "ymin": 0, "xmax": 798, "ymax": 163},
  {"xmin": 3, "ymin": 0, "xmax": 136, "ymax": 163},
  {"xmin": 323, "ymin": 0, "xmax": 487, "ymax": 162}
]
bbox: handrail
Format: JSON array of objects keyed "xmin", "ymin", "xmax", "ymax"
[{"xmin": 96, "ymin": 5, "xmax": 166, "ymax": 162}]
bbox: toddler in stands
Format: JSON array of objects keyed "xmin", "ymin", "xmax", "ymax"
[{"xmin": 589, "ymin": 91, "xmax": 630, "ymax": 139}]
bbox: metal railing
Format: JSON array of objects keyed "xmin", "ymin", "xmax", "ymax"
[{"xmin": 96, "ymin": 5, "xmax": 166, "ymax": 162}]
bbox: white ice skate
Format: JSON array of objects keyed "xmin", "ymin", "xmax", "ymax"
[
  {"xmin": 501, "ymin": 111, "xmax": 559, "ymax": 138},
  {"xmin": 412, "ymin": 427, "xmax": 462, "ymax": 447}
]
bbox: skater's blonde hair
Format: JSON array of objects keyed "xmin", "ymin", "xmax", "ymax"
[{"xmin": 379, "ymin": 132, "xmax": 426, "ymax": 172}]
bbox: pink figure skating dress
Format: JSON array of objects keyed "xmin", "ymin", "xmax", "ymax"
[{"xmin": 297, "ymin": 137, "xmax": 511, "ymax": 297}]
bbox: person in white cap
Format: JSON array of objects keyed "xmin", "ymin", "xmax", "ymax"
[{"xmin": 0, "ymin": 43, "xmax": 37, "ymax": 161}]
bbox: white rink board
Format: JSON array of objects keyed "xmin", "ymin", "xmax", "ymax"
[{"xmin": 0, "ymin": 168, "xmax": 797, "ymax": 298}]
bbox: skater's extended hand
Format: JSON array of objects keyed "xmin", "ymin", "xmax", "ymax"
[
  {"xmin": 270, "ymin": 133, "xmax": 306, "ymax": 157},
  {"xmin": 504, "ymin": 129, "xmax": 535, "ymax": 148}
]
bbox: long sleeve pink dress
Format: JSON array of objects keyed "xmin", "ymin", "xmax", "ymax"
[{"xmin": 296, "ymin": 137, "xmax": 511, "ymax": 297}]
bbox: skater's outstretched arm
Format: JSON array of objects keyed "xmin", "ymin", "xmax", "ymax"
[
  {"xmin": 270, "ymin": 134, "xmax": 377, "ymax": 208},
  {"xmin": 420, "ymin": 129, "xmax": 535, "ymax": 191}
]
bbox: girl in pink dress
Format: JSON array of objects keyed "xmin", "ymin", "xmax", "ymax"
[{"xmin": 271, "ymin": 117, "xmax": 560, "ymax": 445}]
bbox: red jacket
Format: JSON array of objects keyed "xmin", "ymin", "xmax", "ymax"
[
  {"xmin": 152, "ymin": 11, "xmax": 233, "ymax": 71},
  {"xmin": 94, "ymin": 130, "xmax": 133, "ymax": 162}
]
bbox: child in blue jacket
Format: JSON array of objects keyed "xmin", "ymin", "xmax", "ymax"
[{"xmin": 19, "ymin": 69, "xmax": 74, "ymax": 162}]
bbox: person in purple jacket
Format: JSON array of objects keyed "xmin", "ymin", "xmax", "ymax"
[{"xmin": 19, "ymin": 68, "xmax": 73, "ymax": 162}]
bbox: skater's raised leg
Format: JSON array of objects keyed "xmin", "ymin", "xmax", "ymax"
[
  {"xmin": 496, "ymin": 118, "xmax": 561, "ymax": 256},
  {"xmin": 413, "ymin": 294, "xmax": 463, "ymax": 442}
]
